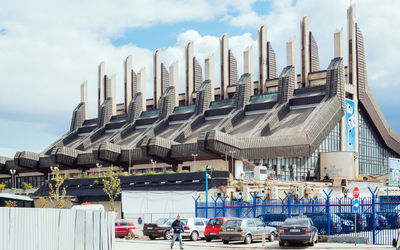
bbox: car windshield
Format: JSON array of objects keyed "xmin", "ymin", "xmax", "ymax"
[
  {"xmin": 155, "ymin": 218, "xmax": 169, "ymax": 225},
  {"xmin": 180, "ymin": 219, "xmax": 188, "ymax": 225},
  {"xmin": 223, "ymin": 220, "xmax": 242, "ymax": 227},
  {"xmin": 208, "ymin": 218, "xmax": 223, "ymax": 225},
  {"xmin": 284, "ymin": 218, "xmax": 308, "ymax": 226}
]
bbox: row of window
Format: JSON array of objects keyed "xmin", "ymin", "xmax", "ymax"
[{"xmin": 0, "ymin": 175, "xmax": 45, "ymax": 189}]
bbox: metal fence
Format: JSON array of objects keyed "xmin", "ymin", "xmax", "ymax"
[{"xmin": 194, "ymin": 187, "xmax": 400, "ymax": 245}]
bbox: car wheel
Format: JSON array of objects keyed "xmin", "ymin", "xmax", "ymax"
[
  {"xmin": 149, "ymin": 236, "xmax": 156, "ymax": 240},
  {"xmin": 205, "ymin": 237, "xmax": 211, "ymax": 242},
  {"xmin": 164, "ymin": 231, "xmax": 172, "ymax": 240},
  {"xmin": 268, "ymin": 232, "xmax": 275, "ymax": 242},
  {"xmin": 244, "ymin": 234, "xmax": 252, "ymax": 244},
  {"xmin": 190, "ymin": 231, "xmax": 199, "ymax": 241},
  {"xmin": 127, "ymin": 231, "xmax": 133, "ymax": 238},
  {"xmin": 223, "ymin": 240, "xmax": 229, "ymax": 244},
  {"xmin": 279, "ymin": 241, "xmax": 285, "ymax": 247}
]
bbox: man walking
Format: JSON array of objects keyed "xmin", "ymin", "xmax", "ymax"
[{"xmin": 170, "ymin": 215, "xmax": 184, "ymax": 249}]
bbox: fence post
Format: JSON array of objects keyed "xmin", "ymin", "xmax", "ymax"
[
  {"xmin": 284, "ymin": 191, "xmax": 294, "ymax": 218},
  {"xmin": 238, "ymin": 199, "xmax": 242, "ymax": 218},
  {"xmin": 249, "ymin": 192, "xmax": 259, "ymax": 218},
  {"xmin": 262, "ymin": 197, "xmax": 266, "ymax": 215},
  {"xmin": 222, "ymin": 195, "xmax": 228, "ymax": 217},
  {"xmin": 211, "ymin": 197, "xmax": 217, "ymax": 218},
  {"xmin": 323, "ymin": 190, "xmax": 332, "ymax": 236},
  {"xmin": 311, "ymin": 199, "xmax": 315, "ymax": 213},
  {"xmin": 368, "ymin": 186, "xmax": 378, "ymax": 244},
  {"xmin": 279, "ymin": 197, "xmax": 285, "ymax": 214},
  {"xmin": 192, "ymin": 196, "xmax": 200, "ymax": 217}
]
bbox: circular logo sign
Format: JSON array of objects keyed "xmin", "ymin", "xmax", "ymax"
[
  {"xmin": 138, "ymin": 217, "xmax": 143, "ymax": 225},
  {"xmin": 353, "ymin": 187, "xmax": 360, "ymax": 199}
]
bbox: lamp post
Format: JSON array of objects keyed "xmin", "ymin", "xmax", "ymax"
[
  {"xmin": 9, "ymin": 169, "xmax": 16, "ymax": 189},
  {"xmin": 96, "ymin": 163, "xmax": 102, "ymax": 177},
  {"xmin": 192, "ymin": 153, "xmax": 198, "ymax": 170},
  {"xmin": 50, "ymin": 166, "xmax": 58, "ymax": 180},
  {"xmin": 150, "ymin": 159, "xmax": 157, "ymax": 173},
  {"xmin": 205, "ymin": 165, "xmax": 212, "ymax": 218}
]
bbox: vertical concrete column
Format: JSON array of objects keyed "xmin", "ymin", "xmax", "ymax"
[
  {"xmin": 137, "ymin": 67, "xmax": 147, "ymax": 111},
  {"xmin": 348, "ymin": 4, "xmax": 357, "ymax": 86},
  {"xmin": 205, "ymin": 53, "xmax": 215, "ymax": 101},
  {"xmin": 243, "ymin": 45, "xmax": 254, "ymax": 96},
  {"xmin": 105, "ymin": 74, "xmax": 117, "ymax": 115},
  {"xmin": 334, "ymin": 28, "xmax": 344, "ymax": 58},
  {"xmin": 80, "ymin": 81, "xmax": 88, "ymax": 120},
  {"xmin": 258, "ymin": 25, "xmax": 267, "ymax": 94},
  {"xmin": 286, "ymin": 36, "xmax": 297, "ymax": 89},
  {"xmin": 185, "ymin": 41, "xmax": 194, "ymax": 104},
  {"xmin": 153, "ymin": 49, "xmax": 162, "ymax": 109},
  {"xmin": 98, "ymin": 61, "xmax": 105, "ymax": 114},
  {"xmin": 169, "ymin": 60, "xmax": 179, "ymax": 107},
  {"xmin": 220, "ymin": 34, "xmax": 229, "ymax": 100},
  {"xmin": 124, "ymin": 55, "xmax": 133, "ymax": 112},
  {"xmin": 300, "ymin": 16, "xmax": 310, "ymax": 87}
]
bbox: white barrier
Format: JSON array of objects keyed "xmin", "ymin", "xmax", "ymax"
[{"xmin": 0, "ymin": 207, "xmax": 115, "ymax": 250}]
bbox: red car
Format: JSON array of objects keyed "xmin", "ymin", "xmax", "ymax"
[
  {"xmin": 204, "ymin": 217, "xmax": 237, "ymax": 242},
  {"xmin": 115, "ymin": 219, "xmax": 135, "ymax": 238}
]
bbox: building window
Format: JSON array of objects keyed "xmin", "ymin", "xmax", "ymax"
[{"xmin": 182, "ymin": 166, "xmax": 191, "ymax": 171}]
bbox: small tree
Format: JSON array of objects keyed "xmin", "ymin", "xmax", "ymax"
[
  {"xmin": 48, "ymin": 168, "xmax": 67, "ymax": 209},
  {"xmin": 102, "ymin": 167, "xmax": 121, "ymax": 212},
  {"xmin": 0, "ymin": 183, "xmax": 5, "ymax": 191},
  {"xmin": 21, "ymin": 182, "xmax": 33, "ymax": 190},
  {"xmin": 5, "ymin": 200, "xmax": 18, "ymax": 207}
]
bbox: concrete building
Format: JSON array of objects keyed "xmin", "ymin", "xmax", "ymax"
[{"xmin": 1, "ymin": 6, "xmax": 400, "ymax": 193}]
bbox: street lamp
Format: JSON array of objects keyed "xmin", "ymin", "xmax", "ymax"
[
  {"xmin": 9, "ymin": 169, "xmax": 16, "ymax": 189},
  {"xmin": 192, "ymin": 153, "xmax": 198, "ymax": 170},
  {"xmin": 205, "ymin": 165, "xmax": 212, "ymax": 218},
  {"xmin": 150, "ymin": 159, "xmax": 157, "ymax": 173},
  {"xmin": 96, "ymin": 163, "xmax": 102, "ymax": 177},
  {"xmin": 50, "ymin": 166, "xmax": 58, "ymax": 180}
]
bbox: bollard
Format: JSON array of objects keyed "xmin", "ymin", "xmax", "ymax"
[{"xmin": 262, "ymin": 232, "xmax": 266, "ymax": 247}]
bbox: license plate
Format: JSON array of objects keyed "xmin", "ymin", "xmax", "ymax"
[
  {"xmin": 147, "ymin": 227, "xmax": 153, "ymax": 230},
  {"xmin": 290, "ymin": 229, "xmax": 300, "ymax": 232},
  {"xmin": 227, "ymin": 228, "xmax": 235, "ymax": 231},
  {"xmin": 210, "ymin": 233, "xmax": 216, "ymax": 235}
]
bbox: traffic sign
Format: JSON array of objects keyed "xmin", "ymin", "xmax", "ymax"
[
  {"xmin": 353, "ymin": 187, "xmax": 360, "ymax": 199},
  {"xmin": 353, "ymin": 199, "xmax": 360, "ymax": 212},
  {"xmin": 138, "ymin": 217, "xmax": 143, "ymax": 225}
]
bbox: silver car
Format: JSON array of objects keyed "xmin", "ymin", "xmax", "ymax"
[
  {"xmin": 180, "ymin": 218, "xmax": 208, "ymax": 241},
  {"xmin": 219, "ymin": 218, "xmax": 277, "ymax": 244}
]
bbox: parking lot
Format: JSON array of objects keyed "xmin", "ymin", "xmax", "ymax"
[{"xmin": 115, "ymin": 238, "xmax": 393, "ymax": 250}]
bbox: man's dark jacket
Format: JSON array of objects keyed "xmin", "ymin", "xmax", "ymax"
[{"xmin": 171, "ymin": 220, "xmax": 184, "ymax": 234}]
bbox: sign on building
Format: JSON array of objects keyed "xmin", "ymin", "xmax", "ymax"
[
  {"xmin": 345, "ymin": 99, "xmax": 356, "ymax": 152},
  {"xmin": 389, "ymin": 158, "xmax": 400, "ymax": 186}
]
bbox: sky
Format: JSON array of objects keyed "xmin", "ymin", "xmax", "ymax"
[{"xmin": 0, "ymin": 0, "xmax": 400, "ymax": 157}]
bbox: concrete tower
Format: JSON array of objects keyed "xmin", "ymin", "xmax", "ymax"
[
  {"xmin": 205, "ymin": 53, "xmax": 215, "ymax": 101},
  {"xmin": 137, "ymin": 67, "xmax": 147, "ymax": 111},
  {"xmin": 258, "ymin": 25, "xmax": 267, "ymax": 94},
  {"xmin": 300, "ymin": 16, "xmax": 310, "ymax": 87},
  {"xmin": 153, "ymin": 49, "xmax": 162, "ymax": 109},
  {"xmin": 132, "ymin": 69, "xmax": 137, "ymax": 96},
  {"xmin": 267, "ymin": 42, "xmax": 277, "ymax": 80},
  {"xmin": 228, "ymin": 50, "xmax": 239, "ymax": 86},
  {"xmin": 334, "ymin": 28, "xmax": 344, "ymax": 58},
  {"xmin": 161, "ymin": 63, "xmax": 170, "ymax": 93},
  {"xmin": 185, "ymin": 41, "xmax": 194, "ymax": 104},
  {"xmin": 286, "ymin": 36, "xmax": 297, "ymax": 89},
  {"xmin": 169, "ymin": 60, "xmax": 179, "ymax": 107},
  {"xmin": 220, "ymin": 34, "xmax": 229, "ymax": 100},
  {"xmin": 124, "ymin": 55, "xmax": 133, "ymax": 112},
  {"xmin": 80, "ymin": 81, "xmax": 88, "ymax": 120},
  {"xmin": 193, "ymin": 57, "xmax": 203, "ymax": 92},
  {"xmin": 243, "ymin": 45, "xmax": 254, "ymax": 95},
  {"xmin": 348, "ymin": 4, "xmax": 357, "ymax": 86},
  {"xmin": 104, "ymin": 74, "xmax": 117, "ymax": 116},
  {"xmin": 98, "ymin": 61, "xmax": 105, "ymax": 114}
]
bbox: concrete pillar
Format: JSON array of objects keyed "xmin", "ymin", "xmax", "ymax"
[
  {"xmin": 185, "ymin": 41, "xmax": 194, "ymax": 104},
  {"xmin": 220, "ymin": 34, "xmax": 229, "ymax": 100},
  {"xmin": 137, "ymin": 67, "xmax": 147, "ymax": 111},
  {"xmin": 124, "ymin": 55, "xmax": 133, "ymax": 112},
  {"xmin": 258, "ymin": 25, "xmax": 267, "ymax": 94},
  {"xmin": 243, "ymin": 45, "xmax": 254, "ymax": 96},
  {"xmin": 153, "ymin": 49, "xmax": 162, "ymax": 109},
  {"xmin": 348, "ymin": 4, "xmax": 357, "ymax": 85},
  {"xmin": 193, "ymin": 57, "xmax": 203, "ymax": 92},
  {"xmin": 286, "ymin": 36, "xmax": 297, "ymax": 89},
  {"xmin": 161, "ymin": 63, "xmax": 170, "ymax": 94},
  {"xmin": 300, "ymin": 16, "xmax": 310, "ymax": 87},
  {"xmin": 169, "ymin": 60, "xmax": 179, "ymax": 107},
  {"xmin": 334, "ymin": 28, "xmax": 344, "ymax": 58},
  {"xmin": 80, "ymin": 81, "xmax": 88, "ymax": 120},
  {"xmin": 205, "ymin": 53, "xmax": 215, "ymax": 101},
  {"xmin": 105, "ymin": 74, "xmax": 117, "ymax": 116},
  {"xmin": 98, "ymin": 61, "xmax": 105, "ymax": 114}
]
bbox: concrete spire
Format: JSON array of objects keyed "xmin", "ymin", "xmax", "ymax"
[
  {"xmin": 105, "ymin": 74, "xmax": 117, "ymax": 115},
  {"xmin": 124, "ymin": 55, "xmax": 133, "ymax": 112},
  {"xmin": 98, "ymin": 61, "xmax": 105, "ymax": 114},
  {"xmin": 185, "ymin": 41, "xmax": 194, "ymax": 104},
  {"xmin": 300, "ymin": 16, "xmax": 310, "ymax": 87},
  {"xmin": 334, "ymin": 28, "xmax": 344, "ymax": 58},
  {"xmin": 80, "ymin": 81, "xmax": 88, "ymax": 120},
  {"xmin": 205, "ymin": 53, "xmax": 215, "ymax": 101},
  {"xmin": 153, "ymin": 49, "xmax": 162, "ymax": 109},
  {"xmin": 169, "ymin": 60, "xmax": 179, "ymax": 107},
  {"xmin": 137, "ymin": 67, "xmax": 147, "ymax": 111},
  {"xmin": 220, "ymin": 33, "xmax": 229, "ymax": 100},
  {"xmin": 286, "ymin": 36, "xmax": 297, "ymax": 89},
  {"xmin": 193, "ymin": 57, "xmax": 203, "ymax": 92},
  {"xmin": 243, "ymin": 45, "xmax": 254, "ymax": 95},
  {"xmin": 161, "ymin": 63, "xmax": 170, "ymax": 93},
  {"xmin": 348, "ymin": 4, "xmax": 357, "ymax": 85},
  {"xmin": 258, "ymin": 25, "xmax": 267, "ymax": 94}
]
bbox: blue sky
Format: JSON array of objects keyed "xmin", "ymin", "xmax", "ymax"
[{"xmin": 0, "ymin": 0, "xmax": 400, "ymax": 157}]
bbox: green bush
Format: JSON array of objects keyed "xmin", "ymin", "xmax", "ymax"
[
  {"xmin": 0, "ymin": 183, "xmax": 5, "ymax": 191},
  {"xmin": 80, "ymin": 172, "xmax": 89, "ymax": 179},
  {"xmin": 92, "ymin": 180, "xmax": 100, "ymax": 187},
  {"xmin": 21, "ymin": 182, "xmax": 33, "ymax": 190}
]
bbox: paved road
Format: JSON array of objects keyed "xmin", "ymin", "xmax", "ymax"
[{"xmin": 115, "ymin": 238, "xmax": 393, "ymax": 250}]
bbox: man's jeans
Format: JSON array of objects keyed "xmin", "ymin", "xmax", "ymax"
[{"xmin": 170, "ymin": 233, "xmax": 183, "ymax": 249}]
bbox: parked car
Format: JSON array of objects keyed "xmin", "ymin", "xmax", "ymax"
[
  {"xmin": 219, "ymin": 218, "xmax": 277, "ymax": 244},
  {"xmin": 336, "ymin": 212, "xmax": 367, "ymax": 231},
  {"xmin": 258, "ymin": 214, "xmax": 287, "ymax": 231},
  {"xmin": 143, "ymin": 218, "xmax": 173, "ymax": 240},
  {"xmin": 364, "ymin": 213, "xmax": 388, "ymax": 230},
  {"xmin": 204, "ymin": 217, "xmax": 237, "ymax": 241},
  {"xmin": 279, "ymin": 217, "xmax": 318, "ymax": 247},
  {"xmin": 115, "ymin": 219, "xmax": 135, "ymax": 238},
  {"xmin": 180, "ymin": 218, "xmax": 209, "ymax": 241},
  {"xmin": 379, "ymin": 211, "xmax": 400, "ymax": 229},
  {"xmin": 305, "ymin": 213, "xmax": 354, "ymax": 234}
]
